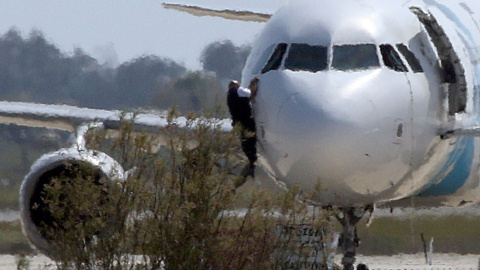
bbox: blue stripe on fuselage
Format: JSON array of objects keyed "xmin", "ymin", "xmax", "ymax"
[
  {"xmin": 419, "ymin": 85, "xmax": 480, "ymax": 197},
  {"xmin": 419, "ymin": 137, "xmax": 473, "ymax": 197},
  {"xmin": 424, "ymin": 0, "xmax": 475, "ymax": 44}
]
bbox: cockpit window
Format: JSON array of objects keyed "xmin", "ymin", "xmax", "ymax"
[
  {"xmin": 252, "ymin": 44, "xmax": 277, "ymax": 74},
  {"xmin": 261, "ymin": 43, "xmax": 287, "ymax": 74},
  {"xmin": 284, "ymin": 43, "xmax": 328, "ymax": 72},
  {"xmin": 396, "ymin": 44, "xmax": 424, "ymax": 73},
  {"xmin": 332, "ymin": 44, "xmax": 380, "ymax": 71},
  {"xmin": 380, "ymin": 44, "xmax": 408, "ymax": 72}
]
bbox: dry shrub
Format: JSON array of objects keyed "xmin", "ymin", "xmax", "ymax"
[{"xmin": 34, "ymin": 109, "xmax": 335, "ymax": 270}]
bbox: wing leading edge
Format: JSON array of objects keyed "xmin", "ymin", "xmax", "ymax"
[{"xmin": 0, "ymin": 101, "xmax": 232, "ymax": 133}]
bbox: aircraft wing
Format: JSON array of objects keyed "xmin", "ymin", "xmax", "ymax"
[
  {"xmin": 0, "ymin": 101, "xmax": 232, "ymax": 133},
  {"xmin": 162, "ymin": 3, "xmax": 271, "ymax": 23}
]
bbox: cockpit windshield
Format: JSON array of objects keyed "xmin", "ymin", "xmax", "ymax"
[
  {"xmin": 380, "ymin": 44, "xmax": 408, "ymax": 72},
  {"xmin": 332, "ymin": 44, "xmax": 380, "ymax": 71},
  {"xmin": 256, "ymin": 42, "xmax": 423, "ymax": 74},
  {"xmin": 261, "ymin": 43, "xmax": 287, "ymax": 74},
  {"xmin": 396, "ymin": 44, "xmax": 423, "ymax": 73},
  {"xmin": 285, "ymin": 43, "xmax": 328, "ymax": 72}
]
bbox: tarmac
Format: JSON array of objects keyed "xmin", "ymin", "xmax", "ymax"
[{"xmin": 0, "ymin": 253, "xmax": 478, "ymax": 269}]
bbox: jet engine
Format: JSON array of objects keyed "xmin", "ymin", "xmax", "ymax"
[{"xmin": 19, "ymin": 147, "xmax": 124, "ymax": 257}]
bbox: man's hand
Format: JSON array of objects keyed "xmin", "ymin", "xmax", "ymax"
[{"xmin": 249, "ymin": 77, "xmax": 259, "ymax": 99}]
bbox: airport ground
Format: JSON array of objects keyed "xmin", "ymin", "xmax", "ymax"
[
  {"xmin": 1, "ymin": 187, "xmax": 480, "ymax": 269},
  {"xmin": 3, "ymin": 211, "xmax": 480, "ymax": 254},
  {"xmin": 1, "ymin": 163, "xmax": 480, "ymax": 260},
  {"xmin": 0, "ymin": 127, "xmax": 479, "ymax": 268},
  {"xmin": 0, "ymin": 253, "xmax": 478, "ymax": 269}
]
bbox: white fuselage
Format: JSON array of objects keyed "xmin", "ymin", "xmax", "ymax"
[{"xmin": 242, "ymin": 0, "xmax": 480, "ymax": 206}]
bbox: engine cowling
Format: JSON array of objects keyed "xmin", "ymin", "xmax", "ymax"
[{"xmin": 19, "ymin": 147, "xmax": 124, "ymax": 257}]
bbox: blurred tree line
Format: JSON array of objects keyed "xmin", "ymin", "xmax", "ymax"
[
  {"xmin": 0, "ymin": 29, "xmax": 251, "ymax": 210},
  {"xmin": 0, "ymin": 29, "xmax": 251, "ymax": 113}
]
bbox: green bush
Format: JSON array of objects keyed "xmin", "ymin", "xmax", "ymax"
[{"xmin": 33, "ymin": 109, "xmax": 335, "ymax": 270}]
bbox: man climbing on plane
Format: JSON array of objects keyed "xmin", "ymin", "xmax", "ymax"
[{"xmin": 227, "ymin": 78, "xmax": 259, "ymax": 180}]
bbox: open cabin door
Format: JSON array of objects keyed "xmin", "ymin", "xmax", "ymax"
[{"xmin": 410, "ymin": 7, "xmax": 467, "ymax": 115}]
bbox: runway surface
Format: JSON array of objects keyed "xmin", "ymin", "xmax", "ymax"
[
  {"xmin": 351, "ymin": 254, "xmax": 479, "ymax": 269},
  {"xmin": 0, "ymin": 253, "xmax": 478, "ymax": 269}
]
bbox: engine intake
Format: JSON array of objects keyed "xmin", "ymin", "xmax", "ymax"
[{"xmin": 19, "ymin": 148, "xmax": 124, "ymax": 257}]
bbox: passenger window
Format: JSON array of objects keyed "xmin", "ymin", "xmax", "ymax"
[
  {"xmin": 380, "ymin": 44, "xmax": 408, "ymax": 72},
  {"xmin": 396, "ymin": 44, "xmax": 424, "ymax": 73},
  {"xmin": 285, "ymin": 43, "xmax": 328, "ymax": 72},
  {"xmin": 332, "ymin": 44, "xmax": 380, "ymax": 71},
  {"xmin": 261, "ymin": 43, "xmax": 287, "ymax": 74}
]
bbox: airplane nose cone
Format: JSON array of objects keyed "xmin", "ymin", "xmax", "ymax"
[
  {"xmin": 254, "ymin": 71, "xmax": 411, "ymax": 205},
  {"xmin": 275, "ymin": 90, "xmax": 381, "ymax": 185}
]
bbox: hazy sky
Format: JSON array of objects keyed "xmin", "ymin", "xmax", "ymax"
[{"xmin": 0, "ymin": 1, "xmax": 285, "ymax": 70}]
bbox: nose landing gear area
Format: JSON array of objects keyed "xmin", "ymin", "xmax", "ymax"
[{"xmin": 336, "ymin": 206, "xmax": 374, "ymax": 270}]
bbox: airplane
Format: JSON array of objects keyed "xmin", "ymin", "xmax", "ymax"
[
  {"xmin": 164, "ymin": 0, "xmax": 480, "ymax": 267},
  {"xmin": 1, "ymin": 0, "xmax": 480, "ymax": 269}
]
